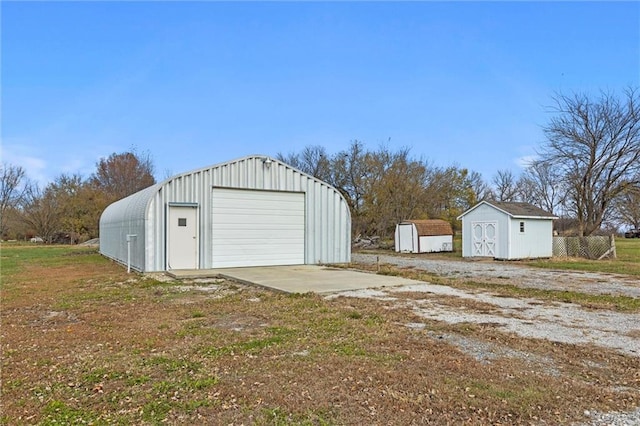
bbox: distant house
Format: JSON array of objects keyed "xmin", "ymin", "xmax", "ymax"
[
  {"xmin": 457, "ymin": 201, "xmax": 557, "ymax": 260},
  {"xmin": 395, "ymin": 219, "xmax": 454, "ymax": 253}
]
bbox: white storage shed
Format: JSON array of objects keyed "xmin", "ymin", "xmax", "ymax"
[
  {"xmin": 457, "ymin": 201, "xmax": 557, "ymax": 259},
  {"xmin": 395, "ymin": 219, "xmax": 454, "ymax": 253},
  {"xmin": 99, "ymin": 155, "xmax": 351, "ymax": 272}
]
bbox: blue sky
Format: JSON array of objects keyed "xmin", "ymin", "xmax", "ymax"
[{"xmin": 2, "ymin": 1, "xmax": 639, "ymax": 186}]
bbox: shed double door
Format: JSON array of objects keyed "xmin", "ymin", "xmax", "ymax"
[{"xmin": 471, "ymin": 221, "xmax": 497, "ymax": 257}]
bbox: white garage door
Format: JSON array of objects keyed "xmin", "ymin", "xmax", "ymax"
[{"xmin": 211, "ymin": 188, "xmax": 305, "ymax": 268}]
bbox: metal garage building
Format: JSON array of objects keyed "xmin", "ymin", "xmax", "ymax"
[{"xmin": 99, "ymin": 155, "xmax": 351, "ymax": 272}]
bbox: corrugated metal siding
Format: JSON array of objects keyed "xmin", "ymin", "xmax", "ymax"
[
  {"xmin": 99, "ymin": 184, "xmax": 162, "ymax": 271},
  {"xmin": 99, "ymin": 155, "xmax": 351, "ymax": 272}
]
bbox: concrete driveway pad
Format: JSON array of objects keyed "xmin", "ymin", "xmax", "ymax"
[{"xmin": 167, "ymin": 265, "xmax": 423, "ymax": 294}]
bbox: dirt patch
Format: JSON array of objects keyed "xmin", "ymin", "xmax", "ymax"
[
  {"xmin": 329, "ymin": 283, "xmax": 640, "ymax": 358},
  {"xmin": 345, "ymin": 256, "xmax": 640, "ymax": 358}
]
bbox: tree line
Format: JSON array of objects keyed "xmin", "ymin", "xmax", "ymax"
[
  {"xmin": 2, "ymin": 88, "xmax": 639, "ymax": 242},
  {"xmin": 277, "ymin": 142, "xmax": 489, "ymax": 238},
  {"xmin": 280, "ymin": 88, "xmax": 639, "ymax": 238},
  {"xmin": 1, "ymin": 152, "xmax": 155, "ymax": 243}
]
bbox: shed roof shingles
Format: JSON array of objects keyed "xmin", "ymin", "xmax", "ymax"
[
  {"xmin": 489, "ymin": 201, "xmax": 556, "ymax": 218},
  {"xmin": 402, "ymin": 219, "xmax": 454, "ymax": 236}
]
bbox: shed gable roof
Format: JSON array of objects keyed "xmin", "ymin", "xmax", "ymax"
[
  {"xmin": 401, "ymin": 219, "xmax": 453, "ymax": 236},
  {"xmin": 489, "ymin": 201, "xmax": 556, "ymax": 218},
  {"xmin": 457, "ymin": 201, "xmax": 557, "ymax": 220}
]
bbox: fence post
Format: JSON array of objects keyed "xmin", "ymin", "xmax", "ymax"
[{"xmin": 611, "ymin": 234, "xmax": 617, "ymax": 259}]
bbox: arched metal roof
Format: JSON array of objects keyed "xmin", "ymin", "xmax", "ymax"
[
  {"xmin": 99, "ymin": 155, "xmax": 351, "ymax": 272},
  {"xmin": 99, "ymin": 183, "xmax": 162, "ymax": 227}
]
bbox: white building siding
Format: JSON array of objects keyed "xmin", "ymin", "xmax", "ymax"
[
  {"xmin": 460, "ymin": 204, "xmax": 510, "ymax": 258},
  {"xmin": 395, "ymin": 222, "xmax": 453, "ymax": 253},
  {"xmin": 100, "ymin": 155, "xmax": 351, "ymax": 272},
  {"xmin": 508, "ymin": 218, "xmax": 553, "ymax": 259},
  {"xmin": 458, "ymin": 201, "xmax": 556, "ymax": 260},
  {"xmin": 395, "ymin": 223, "xmax": 417, "ymax": 252},
  {"xmin": 419, "ymin": 235, "xmax": 453, "ymax": 253}
]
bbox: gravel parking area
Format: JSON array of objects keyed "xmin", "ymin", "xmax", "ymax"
[
  {"xmin": 347, "ymin": 253, "xmax": 640, "ymax": 425},
  {"xmin": 350, "ymin": 253, "xmax": 640, "ymax": 357},
  {"xmin": 352, "ymin": 253, "xmax": 640, "ymax": 298}
]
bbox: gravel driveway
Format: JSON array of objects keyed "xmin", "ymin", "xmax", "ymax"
[
  {"xmin": 344, "ymin": 253, "xmax": 640, "ymax": 425},
  {"xmin": 352, "ymin": 253, "xmax": 640, "ymax": 298},
  {"xmin": 350, "ymin": 253, "xmax": 640, "ymax": 356}
]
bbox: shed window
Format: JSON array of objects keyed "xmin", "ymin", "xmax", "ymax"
[
  {"xmin": 519, "ymin": 221, "xmax": 525, "ymax": 233},
  {"xmin": 178, "ymin": 218, "xmax": 187, "ymax": 227}
]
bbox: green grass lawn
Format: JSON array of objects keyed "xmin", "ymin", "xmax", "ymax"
[
  {"xmin": 524, "ymin": 237, "xmax": 640, "ymax": 276},
  {"xmin": 0, "ymin": 243, "xmax": 108, "ymax": 287},
  {"xmin": 2, "ymin": 244, "xmax": 639, "ymax": 425}
]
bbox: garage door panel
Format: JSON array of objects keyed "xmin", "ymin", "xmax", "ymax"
[
  {"xmin": 214, "ymin": 203, "xmax": 303, "ymax": 211},
  {"xmin": 214, "ymin": 248, "xmax": 303, "ymax": 257},
  {"xmin": 212, "ymin": 238, "xmax": 304, "ymax": 247},
  {"xmin": 213, "ymin": 250, "xmax": 303, "ymax": 264},
  {"xmin": 212, "ymin": 216, "xmax": 304, "ymax": 226},
  {"xmin": 212, "ymin": 188, "xmax": 305, "ymax": 268},
  {"xmin": 209, "ymin": 258, "xmax": 296, "ymax": 268},
  {"xmin": 213, "ymin": 226, "xmax": 304, "ymax": 238},
  {"xmin": 214, "ymin": 195, "xmax": 302, "ymax": 205},
  {"xmin": 212, "ymin": 213, "xmax": 304, "ymax": 222},
  {"xmin": 212, "ymin": 209, "xmax": 304, "ymax": 219}
]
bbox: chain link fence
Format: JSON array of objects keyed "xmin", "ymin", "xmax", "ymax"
[{"xmin": 553, "ymin": 235, "xmax": 617, "ymax": 259}]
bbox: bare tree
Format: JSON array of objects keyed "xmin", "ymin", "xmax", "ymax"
[
  {"xmin": 491, "ymin": 169, "xmax": 519, "ymax": 202},
  {"xmin": 468, "ymin": 171, "xmax": 491, "ymax": 203},
  {"xmin": 19, "ymin": 184, "xmax": 62, "ymax": 243},
  {"xmin": 330, "ymin": 141, "xmax": 368, "ymax": 218},
  {"xmin": 614, "ymin": 181, "xmax": 640, "ymax": 231},
  {"xmin": 90, "ymin": 150, "xmax": 156, "ymax": 202},
  {"xmin": 276, "ymin": 145, "xmax": 331, "ymax": 182},
  {"xmin": 281, "ymin": 142, "xmax": 489, "ymax": 237},
  {"xmin": 539, "ymin": 88, "xmax": 640, "ymax": 236},
  {"xmin": 0, "ymin": 163, "xmax": 27, "ymax": 237},
  {"xmin": 518, "ymin": 160, "xmax": 566, "ymax": 214}
]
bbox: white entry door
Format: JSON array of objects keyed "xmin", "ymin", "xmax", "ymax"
[
  {"xmin": 471, "ymin": 221, "xmax": 497, "ymax": 257},
  {"xmin": 211, "ymin": 188, "xmax": 305, "ymax": 268},
  {"xmin": 167, "ymin": 205, "xmax": 199, "ymax": 270}
]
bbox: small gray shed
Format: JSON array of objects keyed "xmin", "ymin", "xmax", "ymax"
[
  {"xmin": 99, "ymin": 155, "xmax": 351, "ymax": 272},
  {"xmin": 457, "ymin": 201, "xmax": 557, "ymax": 259},
  {"xmin": 395, "ymin": 219, "xmax": 454, "ymax": 253}
]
